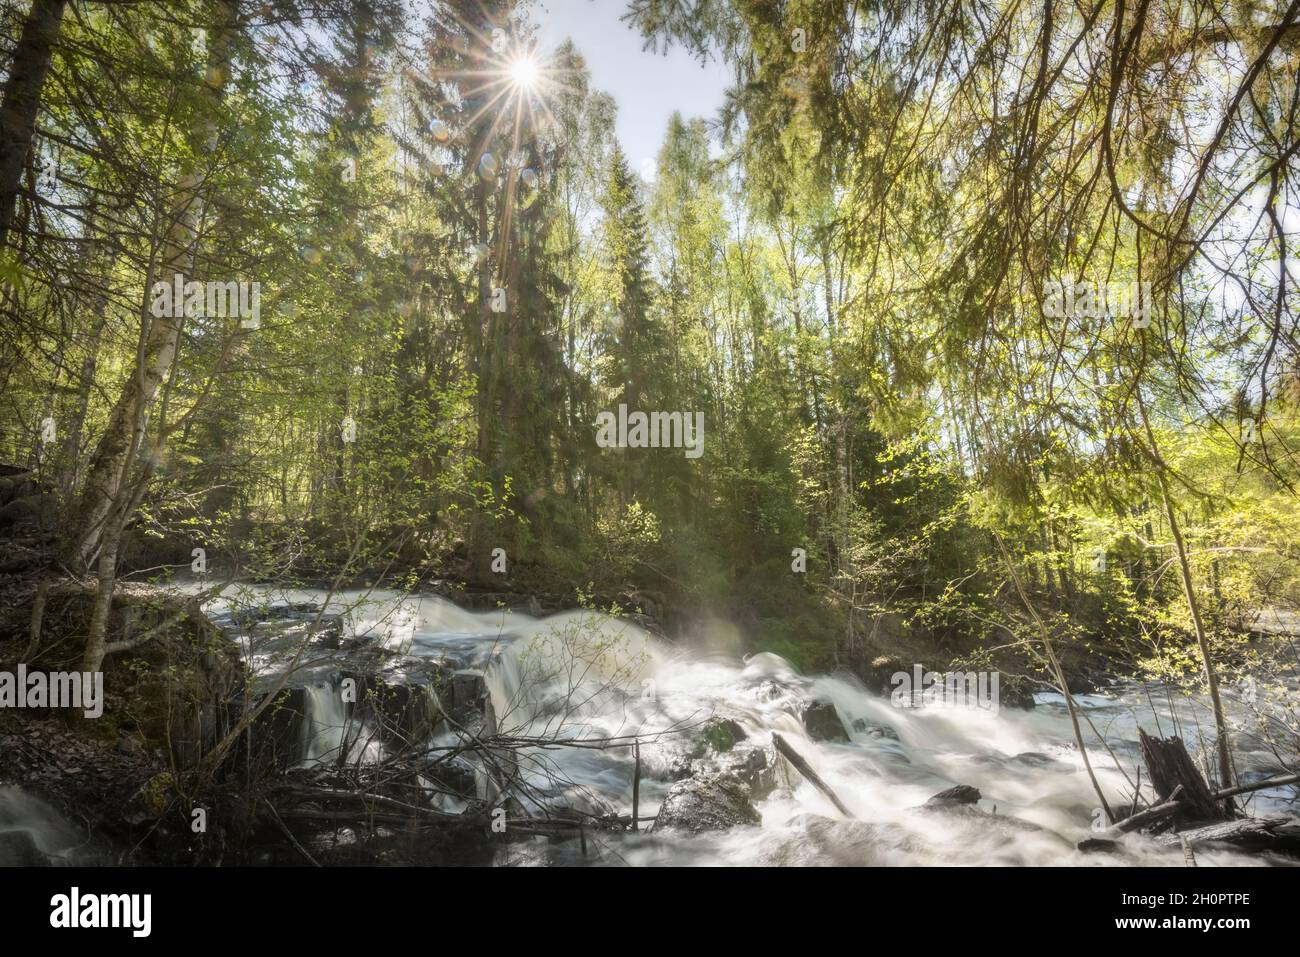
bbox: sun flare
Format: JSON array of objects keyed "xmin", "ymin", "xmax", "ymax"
[{"xmin": 508, "ymin": 53, "xmax": 540, "ymax": 90}]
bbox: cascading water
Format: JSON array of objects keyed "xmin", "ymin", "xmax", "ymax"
[
  {"xmin": 0, "ymin": 786, "xmax": 83, "ymax": 864},
  {"xmin": 301, "ymin": 682, "xmax": 356, "ymax": 766},
  {"xmin": 204, "ymin": 585, "xmax": 1299, "ymax": 866}
]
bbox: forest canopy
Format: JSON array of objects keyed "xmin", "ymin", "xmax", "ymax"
[{"xmin": 0, "ymin": 0, "xmax": 1298, "ymax": 778}]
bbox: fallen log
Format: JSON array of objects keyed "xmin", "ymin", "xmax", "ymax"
[
  {"xmin": 1214, "ymin": 772, "xmax": 1300, "ymax": 801},
  {"xmin": 1154, "ymin": 816, "xmax": 1293, "ymax": 851},
  {"xmin": 1079, "ymin": 770, "xmax": 1300, "ymax": 850},
  {"xmin": 270, "ymin": 782, "xmax": 472, "ymax": 821},
  {"xmin": 772, "ymin": 732, "xmax": 853, "ymax": 818},
  {"xmin": 1089, "ymin": 785, "xmax": 1186, "ymax": 842}
]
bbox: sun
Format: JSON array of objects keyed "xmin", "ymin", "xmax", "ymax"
[{"xmin": 508, "ymin": 53, "xmax": 540, "ymax": 90}]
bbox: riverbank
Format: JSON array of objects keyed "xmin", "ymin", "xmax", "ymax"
[{"xmin": 2, "ymin": 575, "xmax": 1297, "ymax": 867}]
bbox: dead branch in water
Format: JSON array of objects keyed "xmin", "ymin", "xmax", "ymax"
[{"xmin": 772, "ymin": 732, "xmax": 853, "ymax": 818}]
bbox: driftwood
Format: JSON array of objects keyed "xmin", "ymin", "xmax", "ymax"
[
  {"xmin": 1084, "ymin": 785, "xmax": 1186, "ymax": 844},
  {"xmin": 1154, "ymin": 816, "xmax": 1293, "ymax": 851},
  {"xmin": 1138, "ymin": 729, "xmax": 1225, "ymax": 820},
  {"xmin": 1077, "ymin": 762, "xmax": 1300, "ymax": 852},
  {"xmin": 772, "ymin": 732, "xmax": 853, "ymax": 817},
  {"xmin": 1110, "ymin": 773, "xmax": 1300, "ymax": 832},
  {"xmin": 1215, "ymin": 772, "xmax": 1300, "ymax": 800}
]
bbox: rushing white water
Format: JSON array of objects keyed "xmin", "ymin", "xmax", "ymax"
[
  {"xmin": 0, "ymin": 786, "xmax": 84, "ymax": 864},
  {"xmin": 205, "ymin": 585, "xmax": 1300, "ymax": 867}
]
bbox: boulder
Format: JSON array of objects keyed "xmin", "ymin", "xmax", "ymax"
[
  {"xmin": 713, "ymin": 743, "xmax": 778, "ymax": 800},
  {"xmin": 924, "ymin": 784, "xmax": 981, "ymax": 808},
  {"xmin": 652, "ymin": 773, "xmax": 761, "ymax": 832},
  {"xmin": 690, "ymin": 717, "xmax": 746, "ymax": 756},
  {"xmin": 851, "ymin": 719, "xmax": 899, "ymax": 740},
  {"xmin": 864, "ymin": 654, "xmax": 908, "ymax": 696},
  {"xmin": 449, "ymin": 671, "xmax": 488, "ymax": 719},
  {"xmin": 801, "ymin": 700, "xmax": 849, "ymax": 742},
  {"xmin": 351, "ymin": 662, "xmax": 488, "ymax": 746},
  {"xmin": 0, "ymin": 493, "xmax": 53, "ymax": 529},
  {"xmin": 1010, "ymin": 751, "xmax": 1057, "ymax": 768},
  {"xmin": 363, "ymin": 670, "xmax": 442, "ymax": 747}
]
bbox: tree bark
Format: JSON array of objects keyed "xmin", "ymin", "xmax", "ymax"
[
  {"xmin": 0, "ymin": 0, "xmax": 66, "ymax": 248},
  {"xmin": 1138, "ymin": 728, "xmax": 1225, "ymax": 821},
  {"xmin": 65, "ymin": 1, "xmax": 238, "ymax": 572}
]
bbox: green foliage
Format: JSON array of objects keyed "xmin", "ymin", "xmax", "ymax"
[{"xmin": 3, "ymin": 0, "xmax": 1297, "ymax": 703}]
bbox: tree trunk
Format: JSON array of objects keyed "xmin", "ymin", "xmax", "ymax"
[
  {"xmin": 0, "ymin": 0, "xmax": 66, "ymax": 248},
  {"xmin": 1138, "ymin": 728, "xmax": 1225, "ymax": 821},
  {"xmin": 81, "ymin": 520, "xmax": 122, "ymax": 674},
  {"xmin": 1138, "ymin": 396, "xmax": 1233, "ymax": 792},
  {"xmin": 65, "ymin": 1, "xmax": 238, "ymax": 571}
]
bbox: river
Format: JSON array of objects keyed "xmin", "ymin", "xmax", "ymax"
[{"xmin": 202, "ymin": 585, "xmax": 1300, "ymax": 866}]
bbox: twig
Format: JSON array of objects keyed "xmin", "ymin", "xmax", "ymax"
[{"xmin": 262, "ymin": 797, "xmax": 321, "ymax": 867}]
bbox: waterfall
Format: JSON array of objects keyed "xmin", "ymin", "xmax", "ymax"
[
  {"xmin": 0, "ymin": 786, "xmax": 82, "ymax": 864},
  {"xmin": 301, "ymin": 682, "xmax": 356, "ymax": 767},
  {"xmin": 207, "ymin": 584, "xmax": 1297, "ymax": 865}
]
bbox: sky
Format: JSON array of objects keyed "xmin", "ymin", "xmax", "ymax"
[{"xmin": 529, "ymin": 0, "xmax": 731, "ymax": 177}]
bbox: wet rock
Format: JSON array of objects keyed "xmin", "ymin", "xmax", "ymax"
[
  {"xmin": 652, "ymin": 773, "xmax": 761, "ymax": 832},
  {"xmin": 247, "ymin": 609, "xmax": 345, "ymax": 648},
  {"xmin": 351, "ymin": 661, "xmax": 488, "ymax": 746},
  {"xmin": 801, "ymin": 700, "xmax": 849, "ymax": 742},
  {"xmin": 851, "ymin": 719, "xmax": 899, "ymax": 740},
  {"xmin": 622, "ymin": 589, "xmax": 664, "ymax": 622},
  {"xmin": 449, "ymin": 671, "xmax": 488, "ymax": 719},
  {"xmin": 920, "ymin": 802, "xmax": 1057, "ymax": 839},
  {"xmin": 713, "ymin": 743, "xmax": 777, "ymax": 800},
  {"xmin": 363, "ymin": 668, "xmax": 442, "ymax": 747},
  {"xmin": 924, "ymin": 784, "xmax": 981, "ymax": 807},
  {"xmin": 690, "ymin": 717, "xmax": 746, "ymax": 756},
  {"xmin": 1011, "ymin": 751, "xmax": 1057, "ymax": 768},
  {"xmin": 971, "ymin": 750, "xmax": 1066, "ymax": 773},
  {"xmin": 864, "ymin": 655, "xmax": 907, "ymax": 695}
]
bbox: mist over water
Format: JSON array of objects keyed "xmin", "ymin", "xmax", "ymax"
[{"xmin": 190, "ymin": 585, "xmax": 1297, "ymax": 866}]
